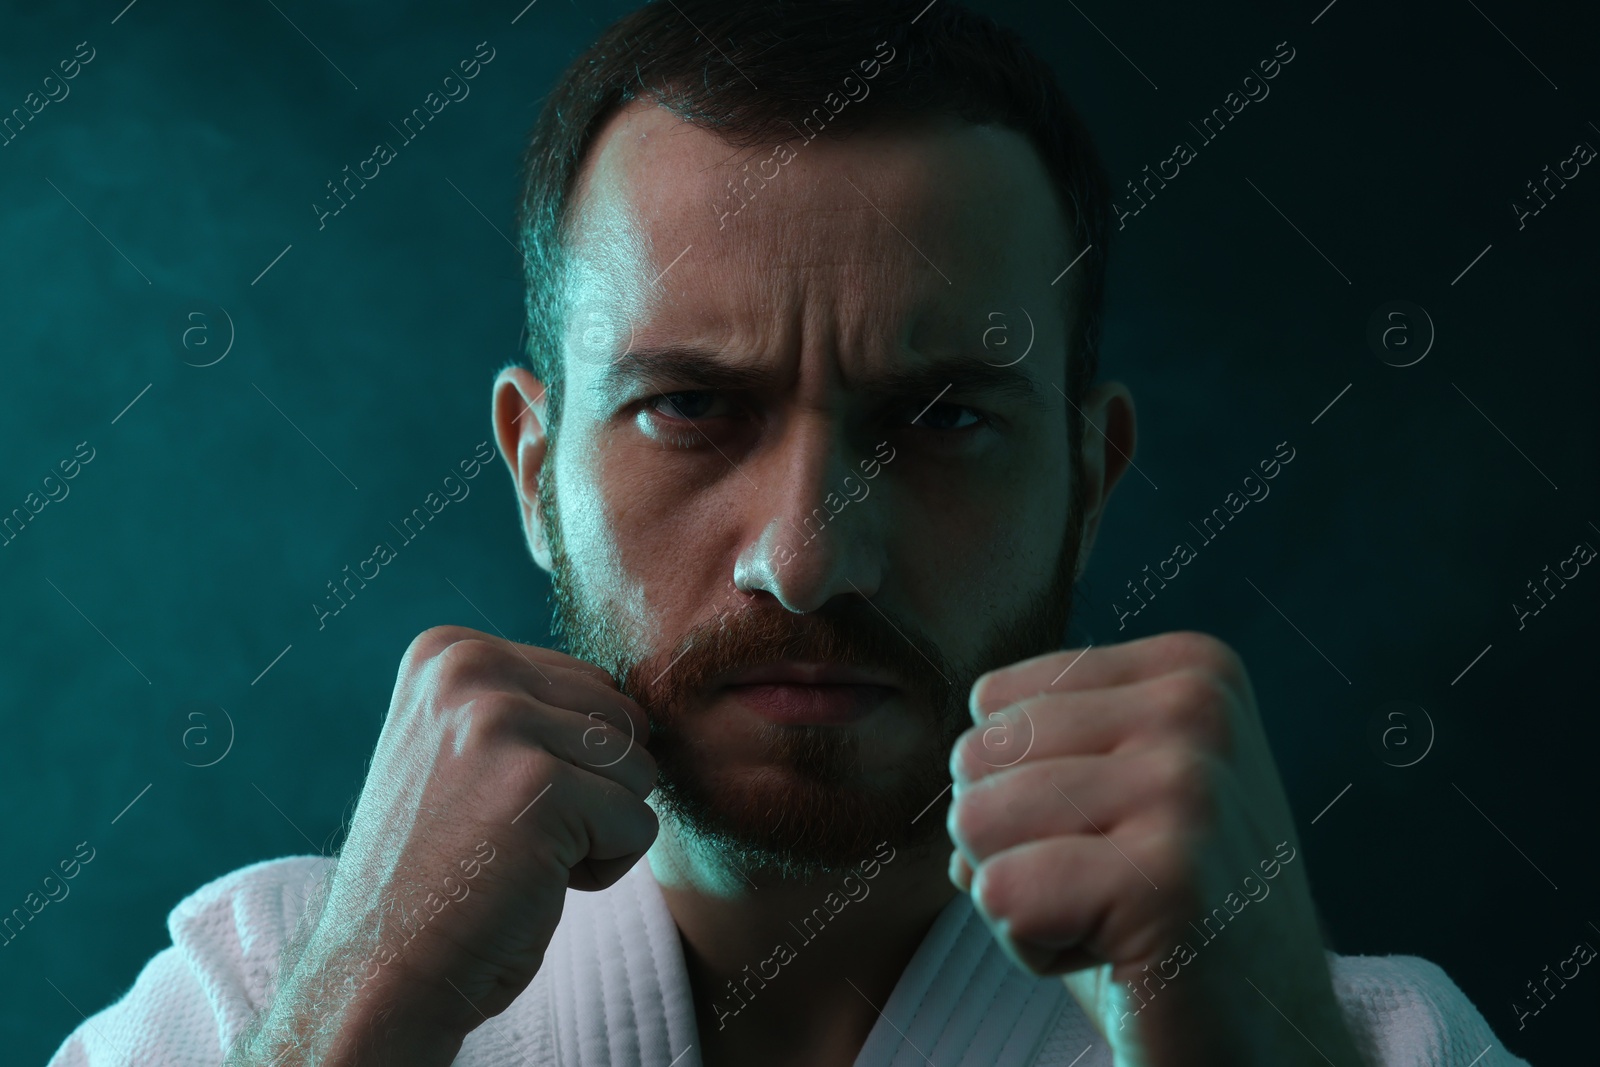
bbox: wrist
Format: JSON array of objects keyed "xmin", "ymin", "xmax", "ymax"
[
  {"xmin": 325, "ymin": 1002, "xmax": 467, "ymax": 1067},
  {"xmin": 239, "ymin": 998, "xmax": 466, "ymax": 1067},
  {"xmin": 238, "ymin": 949, "xmax": 470, "ymax": 1067}
]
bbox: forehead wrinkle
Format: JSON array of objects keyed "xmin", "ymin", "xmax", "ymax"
[
  {"xmin": 590, "ymin": 338, "xmax": 1048, "ymax": 424},
  {"xmin": 565, "ymin": 105, "xmax": 1072, "ymax": 416}
]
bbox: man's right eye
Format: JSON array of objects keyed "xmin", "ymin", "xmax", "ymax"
[{"xmin": 645, "ymin": 391, "xmax": 727, "ymax": 420}]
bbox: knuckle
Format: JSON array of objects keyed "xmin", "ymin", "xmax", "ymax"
[
  {"xmin": 1138, "ymin": 814, "xmax": 1200, "ymax": 899},
  {"xmin": 432, "ymin": 636, "xmax": 501, "ymax": 685},
  {"xmin": 405, "ymin": 624, "xmax": 480, "ymax": 666},
  {"xmin": 1150, "ymin": 748, "xmax": 1222, "ymax": 840},
  {"xmin": 969, "ymin": 666, "xmax": 1016, "ymax": 715},
  {"xmin": 1157, "ymin": 630, "xmax": 1240, "ymax": 677},
  {"xmin": 953, "ymin": 717, "xmax": 1018, "ymax": 780},
  {"xmin": 1148, "ymin": 746, "xmax": 1210, "ymax": 808},
  {"xmin": 1146, "ymin": 805, "xmax": 1195, "ymax": 856},
  {"xmin": 1152, "ymin": 670, "xmax": 1233, "ymax": 750},
  {"xmin": 513, "ymin": 745, "xmax": 569, "ymax": 796},
  {"xmin": 976, "ymin": 705, "xmax": 1033, "ymax": 768}
]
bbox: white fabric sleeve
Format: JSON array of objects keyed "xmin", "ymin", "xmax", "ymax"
[
  {"xmin": 1329, "ymin": 951, "xmax": 1533, "ymax": 1067},
  {"xmin": 44, "ymin": 945, "xmax": 227, "ymax": 1067},
  {"xmin": 43, "ymin": 855, "xmax": 332, "ymax": 1067}
]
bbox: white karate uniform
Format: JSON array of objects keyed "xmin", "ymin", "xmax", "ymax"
[{"xmin": 45, "ymin": 854, "xmax": 1531, "ymax": 1066}]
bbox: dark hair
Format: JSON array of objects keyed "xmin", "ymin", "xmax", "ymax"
[{"xmin": 513, "ymin": 0, "xmax": 1111, "ymax": 445}]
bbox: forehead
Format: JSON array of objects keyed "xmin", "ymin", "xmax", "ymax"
[{"xmin": 561, "ymin": 100, "xmax": 1073, "ymax": 384}]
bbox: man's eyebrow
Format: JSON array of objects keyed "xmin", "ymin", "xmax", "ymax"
[
  {"xmin": 860, "ymin": 359, "xmax": 1046, "ymax": 409},
  {"xmin": 596, "ymin": 346, "xmax": 1047, "ymax": 408},
  {"xmin": 597, "ymin": 347, "xmax": 770, "ymax": 397}
]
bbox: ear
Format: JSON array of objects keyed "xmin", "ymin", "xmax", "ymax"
[
  {"xmin": 492, "ymin": 365, "xmax": 554, "ymax": 572},
  {"xmin": 1071, "ymin": 381, "xmax": 1137, "ymax": 578}
]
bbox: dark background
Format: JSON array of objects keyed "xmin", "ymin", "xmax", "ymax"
[{"xmin": 3, "ymin": 0, "xmax": 1595, "ymax": 1062}]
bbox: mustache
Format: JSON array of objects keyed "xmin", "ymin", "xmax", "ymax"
[{"xmin": 621, "ymin": 598, "xmax": 959, "ymax": 723}]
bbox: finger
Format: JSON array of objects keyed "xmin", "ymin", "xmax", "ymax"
[
  {"xmin": 406, "ymin": 624, "xmax": 620, "ymax": 690},
  {"xmin": 527, "ymin": 665, "xmax": 652, "ymax": 750},
  {"xmin": 428, "ymin": 635, "xmax": 652, "ymax": 748},
  {"xmin": 493, "ymin": 643, "xmax": 652, "ymax": 744},
  {"xmin": 1013, "ymin": 940, "xmax": 1102, "ymax": 980},
  {"xmin": 546, "ymin": 665, "xmax": 652, "ymax": 749},
  {"xmin": 424, "ymin": 624, "xmax": 645, "ymax": 719},
  {"xmin": 519, "ymin": 695, "xmax": 658, "ymax": 800},
  {"xmin": 456, "ymin": 687, "xmax": 655, "ymax": 801},
  {"xmin": 518, "ymin": 755, "xmax": 660, "ymax": 881},
  {"xmin": 969, "ymin": 833, "xmax": 1167, "ymax": 978},
  {"xmin": 949, "ymin": 750, "xmax": 1199, "ymax": 866},
  {"xmin": 499, "ymin": 635, "xmax": 627, "ymax": 691},
  {"xmin": 948, "ymin": 849, "xmax": 974, "ymax": 893},
  {"xmin": 574, "ymin": 852, "xmax": 650, "ymax": 893},
  {"xmin": 970, "ymin": 631, "xmax": 1242, "ymax": 721},
  {"xmin": 954, "ymin": 670, "xmax": 1239, "ymax": 784}
]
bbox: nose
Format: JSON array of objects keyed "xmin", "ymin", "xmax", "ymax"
[{"xmin": 732, "ymin": 416, "xmax": 886, "ymax": 614}]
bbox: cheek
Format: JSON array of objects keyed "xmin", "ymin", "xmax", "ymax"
[
  {"xmin": 946, "ymin": 454, "xmax": 1068, "ymax": 567},
  {"xmin": 896, "ymin": 511, "xmax": 1045, "ymax": 656},
  {"xmin": 917, "ymin": 470, "xmax": 1069, "ymax": 649},
  {"xmin": 554, "ymin": 440, "xmax": 654, "ymax": 637},
  {"xmin": 564, "ymin": 439, "xmax": 734, "ymax": 646}
]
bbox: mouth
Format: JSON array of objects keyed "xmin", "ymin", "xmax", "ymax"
[
  {"xmin": 722, "ymin": 682, "xmax": 898, "ymax": 725},
  {"xmin": 716, "ymin": 661, "xmax": 901, "ymax": 725}
]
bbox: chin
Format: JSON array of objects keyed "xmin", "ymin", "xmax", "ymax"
[{"xmin": 647, "ymin": 725, "xmax": 955, "ymax": 880}]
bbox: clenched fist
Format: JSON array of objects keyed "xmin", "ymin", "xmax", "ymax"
[
  {"xmin": 227, "ymin": 625, "xmax": 659, "ymax": 1067},
  {"xmin": 946, "ymin": 631, "xmax": 1365, "ymax": 1067}
]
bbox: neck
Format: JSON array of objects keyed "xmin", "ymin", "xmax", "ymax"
[{"xmin": 646, "ymin": 816, "xmax": 959, "ymax": 1067}]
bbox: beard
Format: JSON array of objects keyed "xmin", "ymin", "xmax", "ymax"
[{"xmin": 537, "ymin": 441, "xmax": 1085, "ymax": 881}]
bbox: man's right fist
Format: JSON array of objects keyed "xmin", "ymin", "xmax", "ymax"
[{"xmin": 259, "ymin": 625, "xmax": 659, "ymax": 1058}]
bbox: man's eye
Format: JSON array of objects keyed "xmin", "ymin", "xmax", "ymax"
[
  {"xmin": 910, "ymin": 402, "xmax": 986, "ymax": 431},
  {"xmin": 647, "ymin": 391, "xmax": 727, "ymax": 420}
]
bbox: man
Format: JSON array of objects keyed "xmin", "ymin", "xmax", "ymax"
[{"xmin": 49, "ymin": 1, "xmax": 1529, "ymax": 1065}]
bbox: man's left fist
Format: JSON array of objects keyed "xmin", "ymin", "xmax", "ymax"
[{"xmin": 945, "ymin": 631, "xmax": 1366, "ymax": 1067}]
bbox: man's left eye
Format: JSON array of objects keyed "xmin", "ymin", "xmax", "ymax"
[{"xmin": 910, "ymin": 402, "xmax": 986, "ymax": 431}]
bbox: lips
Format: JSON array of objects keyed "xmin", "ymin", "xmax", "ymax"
[
  {"xmin": 718, "ymin": 661, "xmax": 901, "ymax": 687},
  {"xmin": 723, "ymin": 682, "xmax": 896, "ymax": 725},
  {"xmin": 717, "ymin": 661, "xmax": 901, "ymax": 725}
]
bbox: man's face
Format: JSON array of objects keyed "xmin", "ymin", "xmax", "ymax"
[{"xmin": 525, "ymin": 102, "xmax": 1094, "ymax": 878}]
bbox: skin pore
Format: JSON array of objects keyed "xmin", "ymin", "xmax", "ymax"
[{"xmin": 491, "ymin": 100, "xmax": 1135, "ymax": 1067}]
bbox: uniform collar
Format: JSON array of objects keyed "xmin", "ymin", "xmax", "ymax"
[{"xmin": 538, "ymin": 858, "xmax": 1074, "ymax": 1067}]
